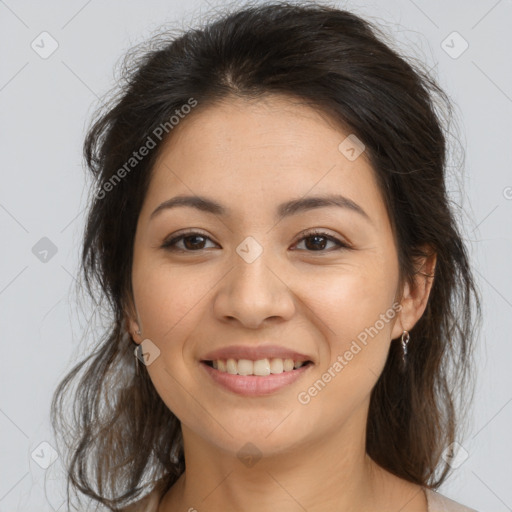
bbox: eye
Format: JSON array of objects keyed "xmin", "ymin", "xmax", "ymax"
[
  {"xmin": 161, "ymin": 231, "xmax": 217, "ymax": 252},
  {"xmin": 292, "ymin": 229, "xmax": 350, "ymax": 252}
]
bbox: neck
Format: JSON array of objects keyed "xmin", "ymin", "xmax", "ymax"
[{"xmin": 160, "ymin": 407, "xmax": 395, "ymax": 511}]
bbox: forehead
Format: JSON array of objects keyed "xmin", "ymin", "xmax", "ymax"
[
  {"xmin": 141, "ymin": 94, "xmax": 388, "ymax": 229},
  {"xmin": 158, "ymin": 94, "xmax": 361, "ymax": 170}
]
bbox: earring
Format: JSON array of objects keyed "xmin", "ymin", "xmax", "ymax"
[
  {"xmin": 134, "ymin": 343, "xmax": 143, "ymax": 376},
  {"xmin": 401, "ymin": 330, "xmax": 410, "ymax": 368},
  {"xmin": 133, "ymin": 327, "xmax": 142, "ymax": 375}
]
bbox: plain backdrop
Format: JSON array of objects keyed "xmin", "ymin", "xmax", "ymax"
[{"xmin": 1, "ymin": 0, "xmax": 511, "ymax": 510}]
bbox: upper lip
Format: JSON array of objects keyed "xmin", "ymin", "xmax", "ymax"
[{"xmin": 201, "ymin": 344, "xmax": 313, "ymax": 363}]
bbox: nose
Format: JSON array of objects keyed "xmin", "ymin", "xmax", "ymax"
[{"xmin": 213, "ymin": 248, "xmax": 296, "ymax": 329}]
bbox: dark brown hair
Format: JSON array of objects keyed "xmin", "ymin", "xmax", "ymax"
[{"xmin": 51, "ymin": 2, "xmax": 482, "ymax": 510}]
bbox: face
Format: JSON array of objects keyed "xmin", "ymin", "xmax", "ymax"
[{"xmin": 127, "ymin": 94, "xmax": 408, "ymax": 459}]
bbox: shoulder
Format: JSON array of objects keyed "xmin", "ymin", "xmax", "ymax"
[{"xmin": 424, "ymin": 488, "xmax": 479, "ymax": 512}]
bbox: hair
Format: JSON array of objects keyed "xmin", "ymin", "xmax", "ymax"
[{"xmin": 51, "ymin": 1, "xmax": 482, "ymax": 510}]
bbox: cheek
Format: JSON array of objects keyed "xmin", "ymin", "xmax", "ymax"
[
  {"xmin": 132, "ymin": 259, "xmax": 214, "ymax": 343},
  {"xmin": 292, "ymin": 272, "xmax": 398, "ymax": 429},
  {"xmin": 302, "ymin": 260, "xmax": 398, "ymax": 372},
  {"xmin": 132, "ymin": 261, "xmax": 213, "ymax": 420}
]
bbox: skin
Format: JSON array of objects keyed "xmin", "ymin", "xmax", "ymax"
[{"xmin": 126, "ymin": 94, "xmax": 436, "ymax": 512}]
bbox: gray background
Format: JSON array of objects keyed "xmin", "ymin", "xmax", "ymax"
[{"xmin": 1, "ymin": 0, "xmax": 511, "ymax": 510}]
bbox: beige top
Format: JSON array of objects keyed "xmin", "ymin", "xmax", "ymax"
[
  {"xmin": 425, "ymin": 489, "xmax": 478, "ymax": 511},
  {"xmin": 122, "ymin": 485, "xmax": 478, "ymax": 511}
]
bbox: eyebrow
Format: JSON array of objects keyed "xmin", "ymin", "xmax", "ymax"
[{"xmin": 149, "ymin": 193, "xmax": 372, "ymax": 223}]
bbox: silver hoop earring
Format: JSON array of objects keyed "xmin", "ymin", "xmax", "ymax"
[
  {"xmin": 132, "ymin": 327, "xmax": 142, "ymax": 376},
  {"xmin": 134, "ymin": 343, "xmax": 143, "ymax": 376},
  {"xmin": 401, "ymin": 330, "xmax": 410, "ymax": 368}
]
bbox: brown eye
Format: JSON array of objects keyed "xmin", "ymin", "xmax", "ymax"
[
  {"xmin": 294, "ymin": 230, "xmax": 349, "ymax": 252},
  {"xmin": 161, "ymin": 232, "xmax": 217, "ymax": 252}
]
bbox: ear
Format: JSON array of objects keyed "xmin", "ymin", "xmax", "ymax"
[
  {"xmin": 123, "ymin": 295, "xmax": 142, "ymax": 344},
  {"xmin": 391, "ymin": 245, "xmax": 437, "ymax": 340}
]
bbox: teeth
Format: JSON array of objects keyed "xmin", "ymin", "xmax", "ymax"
[
  {"xmin": 269, "ymin": 358, "xmax": 283, "ymax": 374},
  {"xmin": 237, "ymin": 359, "xmax": 254, "ymax": 376},
  {"xmin": 254, "ymin": 359, "xmax": 271, "ymax": 376},
  {"xmin": 226, "ymin": 358, "xmax": 237, "ymax": 374},
  {"xmin": 283, "ymin": 358, "xmax": 294, "ymax": 372},
  {"xmin": 209, "ymin": 357, "xmax": 308, "ymax": 376}
]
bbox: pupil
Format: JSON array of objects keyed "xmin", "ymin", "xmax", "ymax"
[{"xmin": 306, "ymin": 235, "xmax": 326, "ymax": 250}]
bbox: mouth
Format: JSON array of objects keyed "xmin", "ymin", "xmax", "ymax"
[{"xmin": 199, "ymin": 357, "xmax": 314, "ymax": 396}]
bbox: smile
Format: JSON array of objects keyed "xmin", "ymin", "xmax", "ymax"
[{"xmin": 200, "ymin": 358, "xmax": 314, "ymax": 396}]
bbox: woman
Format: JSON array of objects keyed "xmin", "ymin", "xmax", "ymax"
[{"xmin": 51, "ymin": 2, "xmax": 482, "ymax": 511}]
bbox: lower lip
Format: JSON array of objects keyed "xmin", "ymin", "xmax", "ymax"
[{"xmin": 200, "ymin": 361, "xmax": 313, "ymax": 396}]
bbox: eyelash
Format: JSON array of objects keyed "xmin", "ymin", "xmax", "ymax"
[{"xmin": 160, "ymin": 229, "xmax": 351, "ymax": 253}]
